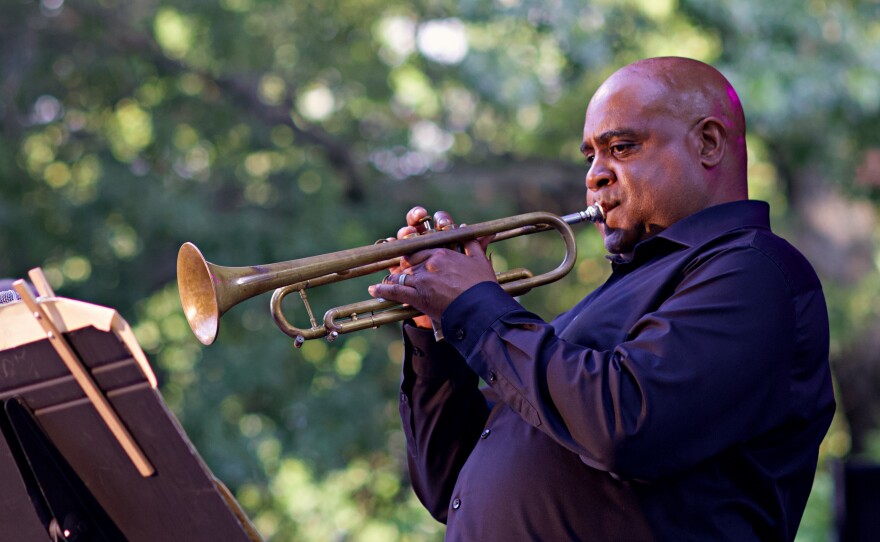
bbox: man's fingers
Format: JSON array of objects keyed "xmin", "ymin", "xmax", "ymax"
[
  {"xmin": 407, "ymin": 206, "xmax": 429, "ymax": 228},
  {"xmin": 397, "ymin": 225, "xmax": 419, "ymax": 239},
  {"xmin": 381, "ymin": 272, "xmax": 414, "ymax": 287},
  {"xmin": 478, "ymin": 233, "xmax": 495, "ymax": 252},
  {"xmin": 463, "ymin": 238, "xmax": 490, "ymax": 258},
  {"xmin": 433, "ymin": 211, "xmax": 453, "ymax": 230},
  {"xmin": 368, "ymin": 282, "xmax": 418, "ymax": 307},
  {"xmin": 400, "ymin": 249, "xmax": 439, "ymax": 268}
]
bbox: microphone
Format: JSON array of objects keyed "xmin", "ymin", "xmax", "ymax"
[{"xmin": 0, "ymin": 289, "xmax": 22, "ymax": 305}]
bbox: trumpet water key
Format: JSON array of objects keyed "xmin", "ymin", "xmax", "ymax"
[{"xmin": 177, "ymin": 204, "xmax": 604, "ymax": 347}]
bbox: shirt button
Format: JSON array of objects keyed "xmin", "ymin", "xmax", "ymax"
[
  {"xmin": 480, "ymin": 429, "xmax": 491, "ymax": 439},
  {"xmin": 454, "ymin": 328, "xmax": 466, "ymax": 340},
  {"xmin": 452, "ymin": 498, "xmax": 462, "ymax": 510}
]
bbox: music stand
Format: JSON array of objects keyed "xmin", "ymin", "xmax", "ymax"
[{"xmin": 0, "ymin": 269, "xmax": 261, "ymax": 541}]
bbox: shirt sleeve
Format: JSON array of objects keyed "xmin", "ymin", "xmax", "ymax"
[
  {"xmin": 398, "ymin": 322, "xmax": 492, "ymax": 522},
  {"xmin": 438, "ymin": 246, "xmax": 817, "ymax": 481}
]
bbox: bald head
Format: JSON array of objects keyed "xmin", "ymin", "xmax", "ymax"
[
  {"xmin": 615, "ymin": 57, "xmax": 745, "ymax": 137},
  {"xmin": 581, "ymin": 57, "xmax": 750, "ymax": 254},
  {"xmin": 592, "ymin": 57, "xmax": 748, "ymax": 190}
]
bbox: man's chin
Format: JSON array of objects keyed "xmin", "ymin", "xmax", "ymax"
[{"xmin": 602, "ymin": 230, "xmax": 635, "ymax": 257}]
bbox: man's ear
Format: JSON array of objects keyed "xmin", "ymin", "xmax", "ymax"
[{"xmin": 696, "ymin": 117, "xmax": 726, "ymax": 168}]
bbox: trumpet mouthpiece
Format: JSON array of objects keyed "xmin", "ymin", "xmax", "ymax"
[{"xmin": 563, "ymin": 204, "xmax": 605, "ymax": 225}]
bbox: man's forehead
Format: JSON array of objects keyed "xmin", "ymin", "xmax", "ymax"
[
  {"xmin": 584, "ymin": 66, "xmax": 687, "ymax": 127},
  {"xmin": 587, "ymin": 70, "xmax": 669, "ymax": 115},
  {"xmin": 584, "ymin": 84, "xmax": 666, "ymax": 133}
]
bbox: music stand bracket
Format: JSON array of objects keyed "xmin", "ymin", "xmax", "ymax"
[{"xmin": 13, "ymin": 269, "xmax": 154, "ymax": 478}]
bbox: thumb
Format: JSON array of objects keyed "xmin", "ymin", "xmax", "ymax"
[
  {"xmin": 463, "ymin": 238, "xmax": 489, "ymax": 258},
  {"xmin": 478, "ymin": 233, "xmax": 495, "ymax": 253}
]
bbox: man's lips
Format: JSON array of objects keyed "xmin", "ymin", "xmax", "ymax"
[{"xmin": 595, "ymin": 201, "xmax": 619, "ymax": 225}]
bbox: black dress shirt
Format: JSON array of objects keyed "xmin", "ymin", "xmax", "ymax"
[{"xmin": 399, "ymin": 200, "xmax": 835, "ymax": 541}]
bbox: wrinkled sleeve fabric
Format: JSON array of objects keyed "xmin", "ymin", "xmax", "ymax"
[
  {"xmin": 398, "ymin": 323, "xmax": 492, "ymax": 522},
  {"xmin": 438, "ymin": 243, "xmax": 817, "ymax": 482}
]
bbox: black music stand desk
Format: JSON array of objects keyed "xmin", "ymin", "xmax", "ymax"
[{"xmin": 0, "ymin": 286, "xmax": 261, "ymax": 541}]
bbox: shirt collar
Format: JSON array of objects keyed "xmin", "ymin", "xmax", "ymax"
[
  {"xmin": 608, "ymin": 200, "xmax": 771, "ymax": 265},
  {"xmin": 655, "ymin": 200, "xmax": 771, "ymax": 247}
]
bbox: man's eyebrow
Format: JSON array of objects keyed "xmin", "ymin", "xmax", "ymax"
[{"xmin": 580, "ymin": 129, "xmax": 644, "ymax": 154}]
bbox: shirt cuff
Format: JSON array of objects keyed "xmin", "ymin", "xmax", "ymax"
[
  {"xmin": 440, "ymin": 281, "xmax": 523, "ymax": 358},
  {"xmin": 402, "ymin": 322, "xmax": 470, "ymax": 380}
]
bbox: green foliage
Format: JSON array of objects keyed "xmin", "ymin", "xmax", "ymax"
[{"xmin": 3, "ymin": 0, "xmax": 879, "ymax": 540}]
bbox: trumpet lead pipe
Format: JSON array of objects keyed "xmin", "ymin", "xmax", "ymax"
[{"xmin": 491, "ymin": 204, "xmax": 602, "ymax": 243}]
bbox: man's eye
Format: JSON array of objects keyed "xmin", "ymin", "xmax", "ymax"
[
  {"xmin": 611, "ymin": 144, "xmax": 633, "ymax": 155},
  {"xmin": 584, "ymin": 155, "xmax": 595, "ymax": 165}
]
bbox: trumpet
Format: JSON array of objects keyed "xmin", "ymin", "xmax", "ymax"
[{"xmin": 177, "ymin": 204, "xmax": 604, "ymax": 347}]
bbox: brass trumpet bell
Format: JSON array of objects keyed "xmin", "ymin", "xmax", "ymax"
[{"xmin": 177, "ymin": 242, "xmax": 229, "ymax": 346}]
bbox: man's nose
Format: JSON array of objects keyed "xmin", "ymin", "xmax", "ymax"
[
  {"xmin": 585, "ymin": 156, "xmax": 615, "ymax": 192},
  {"xmin": 586, "ymin": 156, "xmax": 617, "ymax": 192}
]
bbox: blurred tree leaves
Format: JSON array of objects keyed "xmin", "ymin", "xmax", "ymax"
[{"xmin": 2, "ymin": 0, "xmax": 879, "ymax": 540}]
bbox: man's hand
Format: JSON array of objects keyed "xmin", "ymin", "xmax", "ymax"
[{"xmin": 368, "ymin": 207, "xmax": 496, "ymax": 326}]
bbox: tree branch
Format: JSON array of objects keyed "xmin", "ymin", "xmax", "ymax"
[{"xmin": 69, "ymin": 3, "xmax": 367, "ymax": 202}]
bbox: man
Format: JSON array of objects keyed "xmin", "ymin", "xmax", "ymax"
[{"xmin": 369, "ymin": 57, "xmax": 835, "ymax": 541}]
